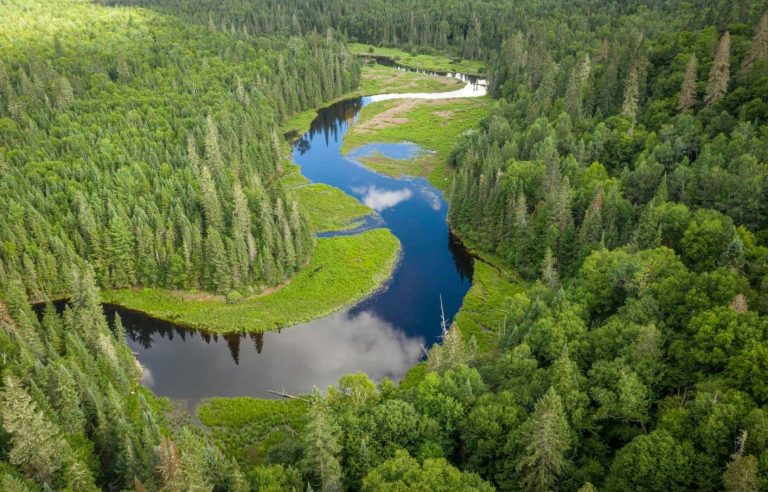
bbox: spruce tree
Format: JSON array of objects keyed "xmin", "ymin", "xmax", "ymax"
[
  {"xmin": 705, "ymin": 31, "xmax": 730, "ymax": 107},
  {"xmin": 0, "ymin": 374, "xmax": 67, "ymax": 486},
  {"xmin": 515, "ymin": 387, "xmax": 572, "ymax": 492},
  {"xmin": 301, "ymin": 399, "xmax": 342, "ymax": 492},
  {"xmin": 621, "ymin": 63, "xmax": 639, "ymax": 122},
  {"xmin": 678, "ymin": 53, "xmax": 698, "ymax": 112},
  {"xmin": 742, "ymin": 10, "xmax": 768, "ymax": 70}
]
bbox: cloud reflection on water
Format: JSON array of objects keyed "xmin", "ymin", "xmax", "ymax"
[
  {"xmin": 128, "ymin": 309, "xmax": 424, "ymax": 401},
  {"xmin": 352, "ymin": 186, "xmax": 413, "ymax": 211}
]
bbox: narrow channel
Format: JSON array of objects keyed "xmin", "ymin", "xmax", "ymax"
[{"xmin": 116, "ymin": 63, "xmax": 488, "ymax": 402}]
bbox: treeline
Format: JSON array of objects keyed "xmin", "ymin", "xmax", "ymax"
[
  {"xmin": 0, "ymin": 0, "xmax": 359, "ymax": 299},
  {"xmin": 439, "ymin": 1, "xmax": 768, "ymax": 490},
  {"xmin": 106, "ymin": 0, "xmax": 762, "ymax": 63},
  {"xmin": 450, "ymin": 5, "xmax": 768, "ymax": 283}
]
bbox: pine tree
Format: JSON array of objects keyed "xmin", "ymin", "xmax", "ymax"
[
  {"xmin": 204, "ymin": 115, "xmax": 223, "ymax": 172},
  {"xmin": 515, "ymin": 387, "xmax": 572, "ymax": 492},
  {"xmin": 107, "ymin": 213, "xmax": 136, "ymax": 288},
  {"xmin": 301, "ymin": 400, "xmax": 342, "ymax": 492},
  {"xmin": 705, "ymin": 31, "xmax": 730, "ymax": 107},
  {"xmin": 621, "ymin": 63, "xmax": 639, "ymax": 122},
  {"xmin": 198, "ymin": 165, "xmax": 224, "ymax": 232},
  {"xmin": 0, "ymin": 374, "xmax": 67, "ymax": 486},
  {"xmin": 156, "ymin": 436, "xmax": 181, "ymax": 490},
  {"xmin": 678, "ymin": 53, "xmax": 698, "ymax": 112},
  {"xmin": 742, "ymin": 10, "xmax": 768, "ymax": 70},
  {"xmin": 540, "ymin": 248, "xmax": 560, "ymax": 290}
]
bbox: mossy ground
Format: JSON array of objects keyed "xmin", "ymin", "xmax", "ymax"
[
  {"xmin": 349, "ymin": 43, "xmax": 485, "ymax": 76},
  {"xmin": 105, "ymin": 229, "xmax": 400, "ymax": 333}
]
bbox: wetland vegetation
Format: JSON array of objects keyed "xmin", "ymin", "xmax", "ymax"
[{"xmin": 3, "ymin": 0, "xmax": 768, "ymax": 490}]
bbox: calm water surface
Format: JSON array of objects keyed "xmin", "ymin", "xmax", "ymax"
[{"xmin": 121, "ymin": 64, "xmax": 487, "ymax": 402}]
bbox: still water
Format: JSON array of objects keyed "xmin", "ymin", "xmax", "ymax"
[{"xmin": 120, "ymin": 64, "xmax": 487, "ymax": 402}]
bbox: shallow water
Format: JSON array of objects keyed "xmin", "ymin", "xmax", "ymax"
[{"xmin": 121, "ymin": 63, "xmax": 488, "ymax": 402}]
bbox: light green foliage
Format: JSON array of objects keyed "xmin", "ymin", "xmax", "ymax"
[
  {"xmin": 291, "ymin": 184, "xmax": 372, "ymax": 233},
  {"xmin": 197, "ymin": 397, "xmax": 308, "ymax": 467},
  {"xmin": 511, "ymin": 388, "xmax": 572, "ymax": 492},
  {"xmin": 452, "ymin": 261, "xmax": 527, "ymax": 350},
  {"xmin": 301, "ymin": 400, "xmax": 343, "ymax": 491},
  {"xmin": 604, "ymin": 430, "xmax": 695, "ymax": 491},
  {"xmin": 361, "ymin": 449, "xmax": 494, "ymax": 491},
  {"xmin": 105, "ymin": 230, "xmax": 400, "ymax": 332},
  {"xmin": 358, "ymin": 63, "xmax": 465, "ymax": 94},
  {"xmin": 0, "ymin": 0, "xmax": 359, "ymax": 298}
]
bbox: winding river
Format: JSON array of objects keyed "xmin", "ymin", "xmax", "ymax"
[{"xmin": 112, "ymin": 63, "xmax": 488, "ymax": 403}]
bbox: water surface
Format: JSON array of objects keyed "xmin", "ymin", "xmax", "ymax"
[{"xmin": 124, "ymin": 64, "xmax": 487, "ymax": 402}]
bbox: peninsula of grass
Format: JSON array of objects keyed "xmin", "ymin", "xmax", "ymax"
[
  {"xmin": 342, "ymin": 96, "xmax": 492, "ymax": 188},
  {"xmin": 292, "ymin": 183, "xmax": 372, "ymax": 233},
  {"xmin": 280, "ymin": 63, "xmax": 465, "ymax": 137},
  {"xmin": 279, "ymin": 162, "xmax": 372, "ymax": 233},
  {"xmin": 198, "ymin": 397, "xmax": 308, "ymax": 466},
  {"xmin": 104, "ymin": 229, "xmax": 400, "ymax": 333},
  {"xmin": 350, "ymin": 43, "xmax": 485, "ymax": 76},
  {"xmin": 358, "ymin": 63, "xmax": 463, "ymax": 94}
]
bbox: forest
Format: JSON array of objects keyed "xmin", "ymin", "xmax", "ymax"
[{"xmin": 2, "ymin": 0, "xmax": 768, "ymax": 490}]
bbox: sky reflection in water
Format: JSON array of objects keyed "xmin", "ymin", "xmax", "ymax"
[{"xmin": 123, "ymin": 64, "xmax": 485, "ymax": 403}]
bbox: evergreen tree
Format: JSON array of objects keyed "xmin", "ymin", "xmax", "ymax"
[
  {"xmin": 302, "ymin": 399, "xmax": 342, "ymax": 492},
  {"xmin": 540, "ymin": 248, "xmax": 560, "ymax": 290},
  {"xmin": 0, "ymin": 374, "xmax": 67, "ymax": 487},
  {"xmin": 678, "ymin": 53, "xmax": 698, "ymax": 112},
  {"xmin": 621, "ymin": 63, "xmax": 640, "ymax": 122},
  {"xmin": 705, "ymin": 31, "xmax": 730, "ymax": 107},
  {"xmin": 742, "ymin": 10, "xmax": 768, "ymax": 70},
  {"xmin": 514, "ymin": 387, "xmax": 572, "ymax": 492}
]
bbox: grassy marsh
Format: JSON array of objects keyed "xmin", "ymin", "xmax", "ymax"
[
  {"xmin": 349, "ymin": 43, "xmax": 485, "ymax": 75},
  {"xmin": 105, "ymin": 229, "xmax": 400, "ymax": 333},
  {"xmin": 342, "ymin": 97, "xmax": 492, "ymax": 188}
]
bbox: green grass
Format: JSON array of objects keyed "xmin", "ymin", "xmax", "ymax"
[
  {"xmin": 342, "ymin": 97, "xmax": 492, "ymax": 189},
  {"xmin": 358, "ymin": 63, "xmax": 463, "ymax": 95},
  {"xmin": 280, "ymin": 63, "xmax": 465, "ymax": 138},
  {"xmin": 350, "ymin": 43, "xmax": 485, "ymax": 76},
  {"xmin": 104, "ymin": 229, "xmax": 400, "ymax": 333},
  {"xmin": 198, "ymin": 397, "xmax": 308, "ymax": 466},
  {"xmin": 280, "ymin": 162, "xmax": 372, "ymax": 233},
  {"xmin": 291, "ymin": 183, "xmax": 371, "ymax": 233},
  {"xmin": 453, "ymin": 259, "xmax": 527, "ymax": 351}
]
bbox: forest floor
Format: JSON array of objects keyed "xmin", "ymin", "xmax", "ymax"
[
  {"xmin": 104, "ymin": 229, "xmax": 400, "ymax": 333},
  {"xmin": 349, "ymin": 43, "xmax": 486, "ymax": 75},
  {"xmin": 341, "ymin": 96, "xmax": 492, "ymax": 190}
]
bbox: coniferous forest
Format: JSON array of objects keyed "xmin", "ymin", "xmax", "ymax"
[{"xmin": 2, "ymin": 0, "xmax": 768, "ymax": 490}]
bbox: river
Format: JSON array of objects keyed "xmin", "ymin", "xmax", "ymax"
[{"xmin": 107, "ymin": 63, "xmax": 487, "ymax": 403}]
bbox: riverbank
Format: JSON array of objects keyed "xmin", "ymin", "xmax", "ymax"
[
  {"xmin": 281, "ymin": 61, "xmax": 470, "ymax": 138},
  {"xmin": 349, "ymin": 43, "xmax": 485, "ymax": 76},
  {"xmin": 104, "ymin": 229, "xmax": 400, "ymax": 333},
  {"xmin": 342, "ymin": 96, "xmax": 492, "ymax": 190}
]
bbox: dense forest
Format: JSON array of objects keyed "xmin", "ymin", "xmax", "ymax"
[
  {"xmin": 0, "ymin": 0, "xmax": 359, "ymax": 299},
  {"xmin": 3, "ymin": 0, "xmax": 768, "ymax": 490}
]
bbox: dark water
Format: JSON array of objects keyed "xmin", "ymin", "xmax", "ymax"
[{"xmin": 109, "ymin": 65, "xmax": 487, "ymax": 402}]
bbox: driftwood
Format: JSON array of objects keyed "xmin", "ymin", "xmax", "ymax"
[{"xmin": 266, "ymin": 389, "xmax": 311, "ymax": 402}]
